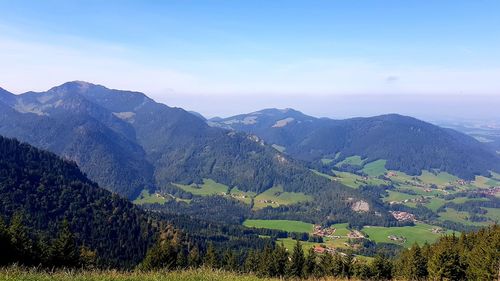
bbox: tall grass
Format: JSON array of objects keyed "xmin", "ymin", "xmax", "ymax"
[
  {"xmin": 0, "ymin": 266, "xmax": 355, "ymax": 281},
  {"xmin": 0, "ymin": 266, "xmax": 276, "ymax": 281}
]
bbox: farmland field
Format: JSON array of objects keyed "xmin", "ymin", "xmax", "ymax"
[
  {"xmin": 253, "ymin": 186, "xmax": 312, "ymax": 209},
  {"xmin": 243, "ymin": 219, "xmax": 313, "ymax": 233},
  {"xmin": 335, "ymin": 155, "xmax": 364, "ymax": 167},
  {"xmin": 362, "ymin": 223, "xmax": 452, "ymax": 247},
  {"xmin": 174, "ymin": 179, "xmax": 229, "ymax": 196},
  {"xmin": 276, "ymin": 237, "xmax": 318, "ymax": 252},
  {"xmin": 362, "ymin": 160, "xmax": 387, "ymax": 177},
  {"xmin": 133, "ymin": 189, "xmax": 168, "ymax": 205},
  {"xmin": 417, "ymin": 171, "xmax": 459, "ymax": 186}
]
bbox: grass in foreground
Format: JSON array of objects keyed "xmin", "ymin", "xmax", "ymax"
[
  {"xmin": 243, "ymin": 219, "xmax": 313, "ymax": 233},
  {"xmin": 0, "ymin": 267, "xmax": 279, "ymax": 281}
]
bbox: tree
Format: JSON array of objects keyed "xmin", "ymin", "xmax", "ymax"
[
  {"xmin": 371, "ymin": 254, "xmax": 392, "ymax": 280},
  {"xmin": 222, "ymin": 249, "xmax": 238, "ymax": 271},
  {"xmin": 287, "ymin": 240, "xmax": 305, "ymax": 278},
  {"xmin": 204, "ymin": 242, "xmax": 219, "ymax": 268},
  {"xmin": 188, "ymin": 245, "xmax": 201, "ymax": 268},
  {"xmin": 304, "ymin": 247, "xmax": 318, "ymax": 277},
  {"xmin": 0, "ymin": 217, "xmax": 12, "ymax": 265},
  {"xmin": 244, "ymin": 250, "xmax": 259, "ymax": 273},
  {"xmin": 273, "ymin": 243, "xmax": 288, "ymax": 277},
  {"xmin": 8, "ymin": 212, "xmax": 33, "ymax": 264},
  {"xmin": 49, "ymin": 220, "xmax": 79, "ymax": 268},
  {"xmin": 428, "ymin": 236, "xmax": 465, "ymax": 281},
  {"xmin": 318, "ymin": 252, "xmax": 334, "ymax": 277}
]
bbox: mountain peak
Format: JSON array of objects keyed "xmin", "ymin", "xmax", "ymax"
[{"xmin": 49, "ymin": 81, "xmax": 106, "ymax": 94}]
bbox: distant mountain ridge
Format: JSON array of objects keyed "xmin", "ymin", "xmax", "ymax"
[
  {"xmin": 0, "ymin": 84, "xmax": 344, "ymax": 190},
  {"xmin": 210, "ymin": 109, "xmax": 500, "ymax": 180}
]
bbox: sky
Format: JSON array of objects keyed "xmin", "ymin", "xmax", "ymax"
[{"xmin": 1, "ymin": 0, "xmax": 499, "ymax": 120}]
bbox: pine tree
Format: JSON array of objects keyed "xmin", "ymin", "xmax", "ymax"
[
  {"xmin": 304, "ymin": 247, "xmax": 318, "ymax": 277},
  {"xmin": 188, "ymin": 245, "xmax": 201, "ymax": 268},
  {"xmin": 244, "ymin": 249, "xmax": 259, "ymax": 273},
  {"xmin": 0, "ymin": 217, "xmax": 12, "ymax": 265},
  {"xmin": 222, "ymin": 249, "xmax": 238, "ymax": 271},
  {"xmin": 428, "ymin": 236, "xmax": 465, "ymax": 281},
  {"xmin": 287, "ymin": 240, "xmax": 305, "ymax": 278},
  {"xmin": 256, "ymin": 243, "xmax": 274, "ymax": 277},
  {"xmin": 8, "ymin": 212, "xmax": 33, "ymax": 264},
  {"xmin": 49, "ymin": 220, "xmax": 79, "ymax": 268},
  {"xmin": 318, "ymin": 251, "xmax": 334, "ymax": 277},
  {"xmin": 273, "ymin": 243, "xmax": 288, "ymax": 277},
  {"xmin": 204, "ymin": 242, "xmax": 219, "ymax": 268},
  {"xmin": 371, "ymin": 254, "xmax": 392, "ymax": 280}
]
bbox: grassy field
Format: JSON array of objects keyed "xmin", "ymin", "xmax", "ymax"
[
  {"xmin": 437, "ymin": 209, "xmax": 487, "ymax": 226},
  {"xmin": 333, "ymin": 171, "xmax": 388, "ymax": 189},
  {"xmin": 417, "ymin": 171, "xmax": 459, "ymax": 186},
  {"xmin": 229, "ymin": 187, "xmax": 256, "ymax": 204},
  {"xmin": 253, "ymin": 186, "xmax": 312, "ymax": 209},
  {"xmin": 276, "ymin": 237, "xmax": 318, "ymax": 252},
  {"xmin": 362, "ymin": 160, "xmax": 387, "ymax": 177},
  {"xmin": 133, "ymin": 189, "xmax": 168, "ymax": 205},
  {"xmin": 321, "ymin": 158, "xmax": 334, "ymax": 165},
  {"xmin": 174, "ymin": 179, "xmax": 229, "ymax": 196},
  {"xmin": 0, "ymin": 267, "xmax": 279, "ymax": 281},
  {"xmin": 243, "ymin": 219, "xmax": 313, "ymax": 233},
  {"xmin": 335, "ymin": 155, "xmax": 365, "ymax": 167},
  {"xmin": 383, "ymin": 190, "xmax": 421, "ymax": 203},
  {"xmin": 362, "ymin": 223, "xmax": 452, "ymax": 247},
  {"xmin": 473, "ymin": 175, "xmax": 500, "ymax": 188}
]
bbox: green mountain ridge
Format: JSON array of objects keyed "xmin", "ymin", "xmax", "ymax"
[{"xmin": 210, "ymin": 109, "xmax": 500, "ymax": 180}]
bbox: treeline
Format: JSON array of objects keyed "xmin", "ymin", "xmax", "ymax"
[
  {"xmin": 0, "ymin": 213, "xmax": 93, "ymax": 268},
  {"xmin": 139, "ymin": 225, "xmax": 500, "ymax": 280},
  {"xmin": 0, "ymin": 136, "xmax": 154, "ymax": 268}
]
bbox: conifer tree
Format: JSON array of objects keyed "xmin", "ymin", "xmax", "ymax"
[
  {"xmin": 287, "ymin": 240, "xmax": 305, "ymax": 278},
  {"xmin": 0, "ymin": 217, "xmax": 12, "ymax": 265},
  {"xmin": 8, "ymin": 212, "xmax": 33, "ymax": 263},
  {"xmin": 273, "ymin": 243, "xmax": 288, "ymax": 277},
  {"xmin": 304, "ymin": 247, "xmax": 318, "ymax": 277},
  {"xmin": 188, "ymin": 245, "xmax": 201, "ymax": 268},
  {"xmin": 204, "ymin": 242, "xmax": 219, "ymax": 268},
  {"xmin": 244, "ymin": 249, "xmax": 259, "ymax": 273},
  {"xmin": 49, "ymin": 220, "xmax": 79, "ymax": 268}
]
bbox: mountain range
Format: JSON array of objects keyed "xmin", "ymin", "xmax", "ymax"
[
  {"xmin": 210, "ymin": 108, "xmax": 500, "ymax": 180},
  {"xmin": 0, "ymin": 82, "xmax": 388, "ymax": 225},
  {"xmin": 1, "ymin": 81, "xmax": 499, "ymax": 229}
]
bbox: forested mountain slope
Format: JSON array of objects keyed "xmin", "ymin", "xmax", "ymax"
[
  {"xmin": 211, "ymin": 109, "xmax": 500, "ymax": 179},
  {"xmin": 0, "ymin": 82, "xmax": 389, "ymax": 226},
  {"xmin": 0, "ymin": 136, "xmax": 154, "ymax": 267}
]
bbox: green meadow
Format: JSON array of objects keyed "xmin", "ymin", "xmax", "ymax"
[
  {"xmin": 243, "ymin": 219, "xmax": 313, "ymax": 233},
  {"xmin": 362, "ymin": 160, "xmax": 387, "ymax": 177},
  {"xmin": 362, "ymin": 223, "xmax": 453, "ymax": 247},
  {"xmin": 133, "ymin": 189, "xmax": 168, "ymax": 205},
  {"xmin": 253, "ymin": 186, "xmax": 312, "ymax": 209},
  {"xmin": 174, "ymin": 179, "xmax": 229, "ymax": 196},
  {"xmin": 335, "ymin": 155, "xmax": 365, "ymax": 167}
]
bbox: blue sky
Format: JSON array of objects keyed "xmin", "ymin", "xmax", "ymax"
[{"xmin": 1, "ymin": 0, "xmax": 499, "ymax": 119}]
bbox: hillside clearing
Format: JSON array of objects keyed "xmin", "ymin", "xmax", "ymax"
[{"xmin": 243, "ymin": 219, "xmax": 313, "ymax": 233}]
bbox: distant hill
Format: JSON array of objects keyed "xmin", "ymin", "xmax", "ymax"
[
  {"xmin": 0, "ymin": 82, "xmax": 388, "ymax": 226},
  {"xmin": 210, "ymin": 109, "xmax": 500, "ymax": 180},
  {"xmin": 0, "ymin": 136, "xmax": 153, "ymax": 268}
]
